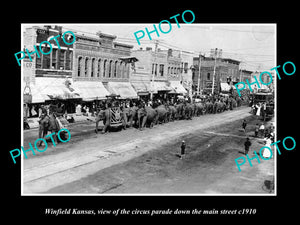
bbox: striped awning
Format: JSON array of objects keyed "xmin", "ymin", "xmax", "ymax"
[
  {"xmin": 107, "ymin": 82, "xmax": 138, "ymax": 99},
  {"xmin": 31, "ymin": 77, "xmax": 80, "ymax": 103},
  {"xmin": 72, "ymin": 81, "xmax": 110, "ymax": 101}
]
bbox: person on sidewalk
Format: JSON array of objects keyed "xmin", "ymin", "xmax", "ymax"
[{"xmin": 244, "ymin": 137, "xmax": 252, "ymax": 155}]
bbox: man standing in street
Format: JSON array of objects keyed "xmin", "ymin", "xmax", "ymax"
[
  {"xmin": 244, "ymin": 137, "xmax": 252, "ymax": 155},
  {"xmin": 242, "ymin": 119, "xmax": 247, "ymax": 133}
]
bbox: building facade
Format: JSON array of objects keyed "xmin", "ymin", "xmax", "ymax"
[
  {"xmin": 72, "ymin": 31, "xmax": 137, "ymax": 100},
  {"xmin": 131, "ymin": 47, "xmax": 187, "ymax": 99},
  {"xmin": 192, "ymin": 56, "xmax": 240, "ymax": 94},
  {"xmin": 23, "ymin": 25, "xmax": 76, "ymax": 104}
]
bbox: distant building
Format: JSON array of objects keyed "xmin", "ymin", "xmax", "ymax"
[
  {"xmin": 193, "ymin": 55, "xmax": 240, "ymax": 94},
  {"xmin": 251, "ymin": 71, "xmax": 275, "ymax": 93},
  {"xmin": 240, "ymin": 69, "xmax": 253, "ymax": 83}
]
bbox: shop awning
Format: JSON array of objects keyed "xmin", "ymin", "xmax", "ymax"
[
  {"xmin": 31, "ymin": 77, "xmax": 80, "ymax": 103},
  {"xmin": 72, "ymin": 81, "xmax": 110, "ymax": 101},
  {"xmin": 107, "ymin": 82, "xmax": 138, "ymax": 99},
  {"xmin": 131, "ymin": 81, "xmax": 150, "ymax": 95},
  {"xmin": 220, "ymin": 82, "xmax": 231, "ymax": 92},
  {"xmin": 150, "ymin": 81, "xmax": 172, "ymax": 93},
  {"xmin": 169, "ymin": 81, "xmax": 187, "ymax": 94}
]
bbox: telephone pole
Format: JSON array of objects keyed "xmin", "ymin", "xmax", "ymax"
[
  {"xmin": 150, "ymin": 40, "xmax": 159, "ymax": 101},
  {"xmin": 211, "ymin": 48, "xmax": 218, "ymax": 95},
  {"xmin": 197, "ymin": 52, "xmax": 202, "ymax": 96}
]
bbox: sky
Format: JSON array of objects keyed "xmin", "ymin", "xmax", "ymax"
[{"xmin": 23, "ymin": 23, "xmax": 276, "ymax": 72}]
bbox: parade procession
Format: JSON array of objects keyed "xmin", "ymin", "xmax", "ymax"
[{"xmin": 21, "ymin": 24, "xmax": 276, "ymax": 195}]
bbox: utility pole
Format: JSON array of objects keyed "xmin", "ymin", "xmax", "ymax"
[
  {"xmin": 197, "ymin": 52, "xmax": 202, "ymax": 96},
  {"xmin": 212, "ymin": 48, "xmax": 218, "ymax": 95},
  {"xmin": 150, "ymin": 40, "xmax": 159, "ymax": 101}
]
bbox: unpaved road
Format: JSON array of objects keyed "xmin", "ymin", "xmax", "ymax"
[{"xmin": 22, "ymin": 106, "xmax": 275, "ymax": 194}]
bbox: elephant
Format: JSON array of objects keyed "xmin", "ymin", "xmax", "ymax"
[
  {"xmin": 194, "ymin": 102, "xmax": 205, "ymax": 116},
  {"xmin": 95, "ymin": 108, "xmax": 110, "ymax": 133},
  {"xmin": 228, "ymin": 98, "xmax": 237, "ymax": 110},
  {"xmin": 174, "ymin": 103, "xmax": 185, "ymax": 120},
  {"xmin": 137, "ymin": 106, "xmax": 157, "ymax": 130},
  {"xmin": 184, "ymin": 103, "xmax": 194, "ymax": 120},
  {"xmin": 205, "ymin": 101, "xmax": 213, "ymax": 114},
  {"xmin": 216, "ymin": 102, "xmax": 226, "ymax": 113},
  {"xmin": 167, "ymin": 105, "xmax": 177, "ymax": 121},
  {"xmin": 122, "ymin": 105, "xmax": 138, "ymax": 128},
  {"xmin": 154, "ymin": 104, "xmax": 168, "ymax": 124}
]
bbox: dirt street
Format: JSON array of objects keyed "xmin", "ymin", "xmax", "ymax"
[{"xmin": 22, "ymin": 106, "xmax": 275, "ymax": 194}]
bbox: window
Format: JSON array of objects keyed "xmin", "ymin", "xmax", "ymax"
[
  {"xmin": 59, "ymin": 50, "xmax": 65, "ymax": 70},
  {"xmin": 36, "ymin": 55, "xmax": 42, "ymax": 69},
  {"xmin": 168, "ymin": 67, "xmax": 170, "ymax": 75},
  {"xmin": 207, "ymin": 73, "xmax": 210, "ymax": 80},
  {"xmin": 103, "ymin": 59, "xmax": 107, "ymax": 77},
  {"xmin": 43, "ymin": 50, "xmax": 51, "ymax": 69},
  {"xmin": 97, "ymin": 59, "xmax": 101, "ymax": 77},
  {"xmin": 91, "ymin": 58, "xmax": 95, "ymax": 77},
  {"xmin": 124, "ymin": 63, "xmax": 128, "ymax": 78},
  {"xmin": 152, "ymin": 63, "xmax": 155, "ymax": 74},
  {"xmin": 52, "ymin": 49, "xmax": 57, "ymax": 69},
  {"xmin": 154, "ymin": 64, "xmax": 158, "ymax": 76},
  {"xmin": 114, "ymin": 61, "xmax": 118, "ymax": 77},
  {"xmin": 108, "ymin": 60, "xmax": 113, "ymax": 77},
  {"xmin": 84, "ymin": 58, "xmax": 89, "ymax": 77},
  {"xmin": 184, "ymin": 62, "xmax": 188, "ymax": 73},
  {"xmin": 77, "ymin": 56, "xmax": 82, "ymax": 77},
  {"xmin": 119, "ymin": 62, "xmax": 123, "ymax": 78},
  {"xmin": 159, "ymin": 64, "xmax": 164, "ymax": 76}
]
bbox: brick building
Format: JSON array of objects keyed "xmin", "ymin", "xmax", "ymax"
[
  {"xmin": 192, "ymin": 55, "xmax": 240, "ymax": 94},
  {"xmin": 72, "ymin": 31, "xmax": 137, "ymax": 100}
]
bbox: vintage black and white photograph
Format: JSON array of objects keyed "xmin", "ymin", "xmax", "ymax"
[{"xmin": 21, "ymin": 23, "xmax": 276, "ymax": 195}]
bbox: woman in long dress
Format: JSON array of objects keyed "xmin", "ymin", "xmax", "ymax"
[
  {"xmin": 256, "ymin": 103, "xmax": 261, "ymax": 116},
  {"xmin": 263, "ymin": 137, "xmax": 272, "ymax": 158}
]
